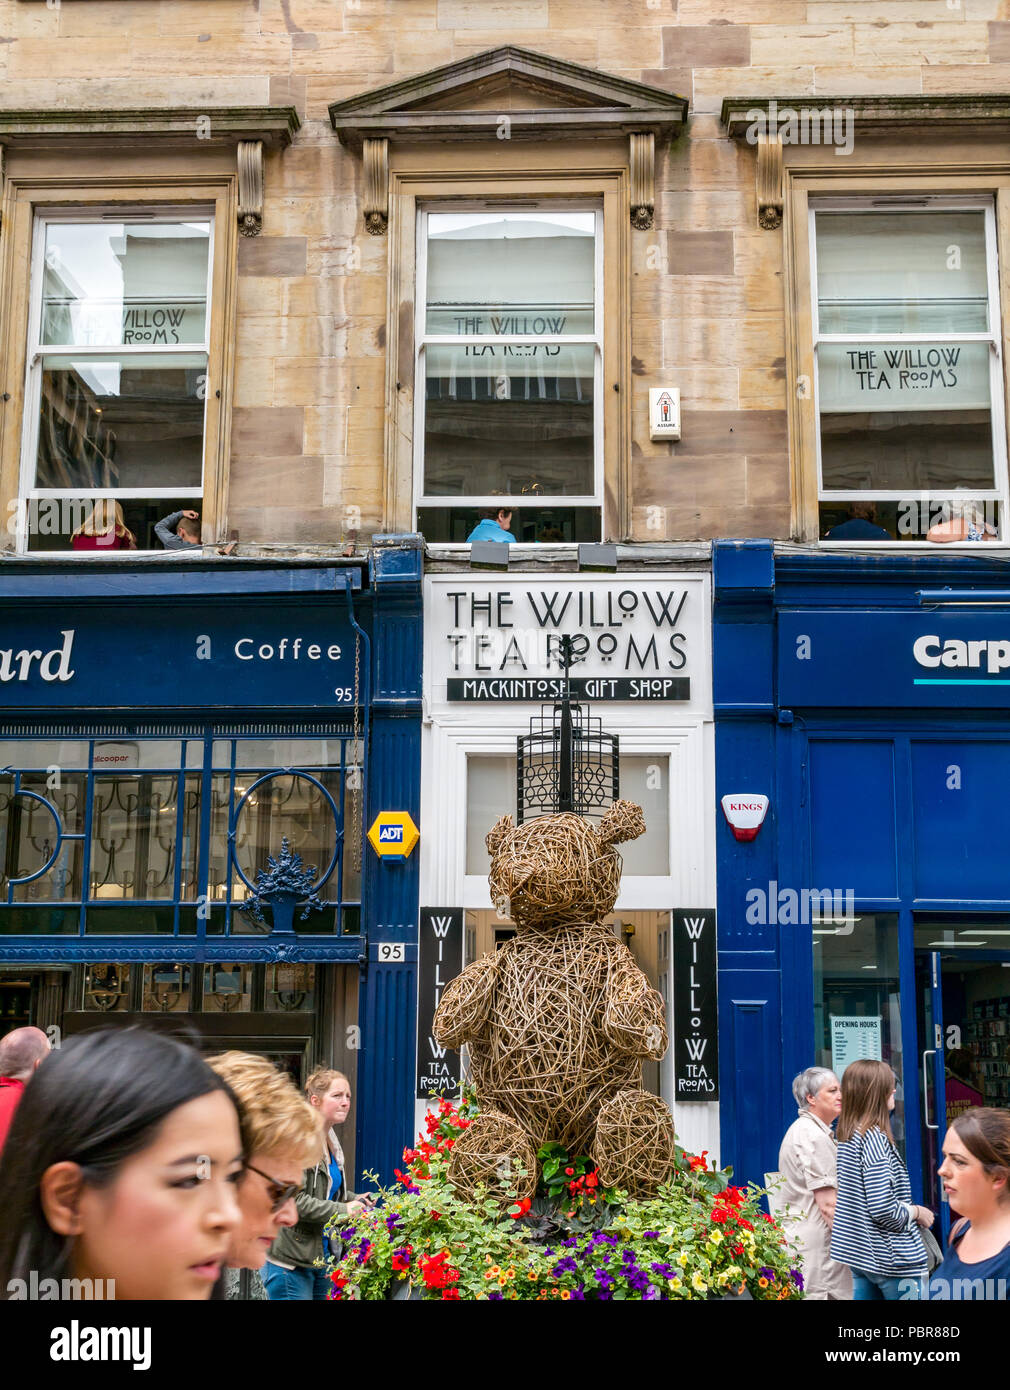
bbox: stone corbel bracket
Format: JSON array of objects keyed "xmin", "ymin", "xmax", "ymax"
[
  {"xmin": 237, "ymin": 140, "xmax": 264, "ymax": 238},
  {"xmin": 363, "ymin": 137, "xmax": 389, "ymax": 236},
  {"xmin": 756, "ymin": 132, "xmax": 783, "ymax": 231},
  {"xmin": 629, "ymin": 131, "xmax": 654, "ymax": 231}
]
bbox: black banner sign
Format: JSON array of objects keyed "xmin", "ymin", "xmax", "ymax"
[
  {"xmin": 672, "ymin": 908, "xmax": 719, "ymax": 1102},
  {"xmin": 446, "ymin": 676, "xmax": 690, "ymax": 702},
  {"xmin": 415, "ymin": 907, "xmax": 464, "ymax": 1100}
]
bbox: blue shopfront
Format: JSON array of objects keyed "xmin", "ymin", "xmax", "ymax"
[
  {"xmin": 714, "ymin": 540, "xmax": 1010, "ymax": 1238},
  {"xmin": 0, "ymin": 541, "xmax": 422, "ymax": 1187}
]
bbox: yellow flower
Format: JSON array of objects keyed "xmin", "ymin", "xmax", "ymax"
[
  {"xmin": 708, "ymin": 1229, "xmax": 723, "ymax": 1246},
  {"xmin": 484, "ymin": 1271, "xmax": 494, "ymax": 1280},
  {"xmin": 498, "ymin": 1276, "xmax": 507, "ymax": 1286},
  {"xmin": 677, "ymin": 1252, "xmax": 690, "ymax": 1268},
  {"xmin": 528, "ymin": 1269, "xmax": 539, "ymax": 1281},
  {"xmin": 758, "ymin": 1276, "xmax": 769, "ymax": 1288},
  {"xmin": 505, "ymin": 1269, "xmax": 515, "ymax": 1281},
  {"xmin": 489, "ymin": 1265, "xmax": 500, "ymax": 1276},
  {"xmin": 669, "ymin": 1277, "xmax": 682, "ymax": 1291},
  {"xmin": 560, "ymin": 1290, "xmax": 570, "ymax": 1300},
  {"xmin": 691, "ymin": 1271, "xmax": 708, "ymax": 1292}
]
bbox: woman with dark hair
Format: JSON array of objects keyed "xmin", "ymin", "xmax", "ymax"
[
  {"xmin": 930, "ymin": 1108, "xmax": 1010, "ymax": 1300},
  {"xmin": 830, "ymin": 1058, "xmax": 932, "ymax": 1300},
  {"xmin": 0, "ymin": 1027, "xmax": 243, "ymax": 1301}
]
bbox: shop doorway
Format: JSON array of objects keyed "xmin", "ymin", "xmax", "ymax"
[{"xmin": 915, "ymin": 940, "xmax": 1010, "ymax": 1246}]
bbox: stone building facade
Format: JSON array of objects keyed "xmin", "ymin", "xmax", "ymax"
[{"xmin": 2, "ymin": 0, "xmax": 1007, "ymax": 553}]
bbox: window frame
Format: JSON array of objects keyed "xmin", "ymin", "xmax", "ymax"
[
  {"xmin": 413, "ymin": 201, "xmax": 606, "ymax": 539},
  {"xmin": 0, "ymin": 176, "xmax": 238, "ymax": 559},
  {"xmin": 808, "ymin": 192, "xmax": 1008, "ymax": 545},
  {"xmin": 16, "ymin": 204, "xmax": 216, "ymax": 554}
]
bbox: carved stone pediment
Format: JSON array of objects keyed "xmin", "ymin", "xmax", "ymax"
[{"xmin": 330, "ymin": 46, "xmax": 687, "ymax": 233}]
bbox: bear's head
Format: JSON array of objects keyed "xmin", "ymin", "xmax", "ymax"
[{"xmin": 486, "ymin": 800, "xmax": 646, "ymax": 930}]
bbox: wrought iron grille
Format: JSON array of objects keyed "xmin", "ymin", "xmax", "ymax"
[{"xmin": 517, "ymin": 703, "xmax": 618, "ymax": 822}]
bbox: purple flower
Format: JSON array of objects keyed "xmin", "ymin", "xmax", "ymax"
[
  {"xmin": 758, "ymin": 1266, "xmax": 775, "ymax": 1281},
  {"xmin": 595, "ymin": 1270, "xmax": 614, "ymax": 1288},
  {"xmin": 384, "ymin": 1214, "xmax": 401, "ymax": 1235},
  {"xmin": 791, "ymin": 1268, "xmax": 804, "ymax": 1291},
  {"xmin": 570, "ymin": 1287, "xmax": 586, "ymax": 1301},
  {"xmin": 488, "ymin": 1291, "xmax": 503, "ymax": 1301},
  {"xmin": 552, "ymin": 1257, "xmax": 578, "ymax": 1277},
  {"xmin": 643, "ymin": 1230, "xmax": 659, "ymax": 1239},
  {"xmin": 651, "ymin": 1262, "xmax": 675, "ymax": 1279},
  {"xmin": 643, "ymin": 1285, "xmax": 660, "ymax": 1300},
  {"xmin": 562, "ymin": 1236, "xmax": 578, "ymax": 1249}
]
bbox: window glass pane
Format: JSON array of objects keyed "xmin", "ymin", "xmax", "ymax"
[
  {"xmin": 820, "ymin": 499, "xmax": 1001, "ymax": 543},
  {"xmin": 36, "ymin": 355, "xmax": 206, "ymax": 491},
  {"xmin": 816, "ymin": 211, "xmax": 988, "ymax": 334},
  {"xmin": 142, "ymin": 962, "xmax": 191, "ymax": 1012},
  {"xmin": 82, "ymin": 962, "xmax": 130, "ymax": 1011},
  {"xmin": 42, "ymin": 221, "xmax": 210, "ymax": 347},
  {"xmin": 202, "ymin": 963, "xmax": 251, "ymax": 1011},
  {"xmin": 616, "ymin": 758, "xmax": 669, "ymax": 875},
  {"xmin": 418, "ymin": 505, "xmax": 601, "ymax": 545},
  {"xmin": 228, "ymin": 739, "xmax": 341, "ymax": 770},
  {"xmin": 813, "ymin": 912, "xmax": 906, "ymax": 1156},
  {"xmin": 89, "ymin": 773, "xmax": 181, "ymax": 900},
  {"xmin": 466, "ymin": 755, "xmax": 516, "ymax": 874},
  {"xmin": 0, "ymin": 740, "xmax": 88, "ymax": 770},
  {"xmin": 425, "ymin": 212, "xmax": 595, "ymax": 336},
  {"xmin": 25, "ymin": 496, "xmax": 203, "ymax": 554},
  {"xmin": 232, "ymin": 770, "xmax": 341, "ymax": 898},
  {"xmin": 265, "ymin": 962, "xmax": 316, "ymax": 1012},
  {"xmin": 423, "ymin": 343, "xmax": 595, "ymax": 497},
  {"xmin": 2, "ymin": 771, "xmax": 86, "ymax": 902}
]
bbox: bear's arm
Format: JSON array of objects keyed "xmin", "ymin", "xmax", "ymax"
[
  {"xmin": 602, "ymin": 947, "xmax": 669, "ymax": 1060},
  {"xmin": 432, "ymin": 953, "xmax": 498, "ymax": 1050}
]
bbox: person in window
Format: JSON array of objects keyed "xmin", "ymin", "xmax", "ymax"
[
  {"xmin": 945, "ymin": 1047, "xmax": 985, "ymax": 1125},
  {"xmin": 926, "ymin": 499, "xmax": 998, "ymax": 543},
  {"xmin": 466, "ymin": 506, "xmax": 517, "ymax": 545},
  {"xmin": 155, "ymin": 508, "xmax": 201, "ymax": 550},
  {"xmin": 824, "ymin": 502, "xmax": 891, "ymax": 541},
  {"xmin": 70, "ymin": 500, "xmax": 136, "ymax": 551}
]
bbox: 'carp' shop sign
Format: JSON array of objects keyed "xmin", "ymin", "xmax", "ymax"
[
  {"xmin": 672, "ymin": 909, "xmax": 719, "ymax": 1102},
  {"xmin": 425, "ymin": 576, "xmax": 708, "ymax": 706}
]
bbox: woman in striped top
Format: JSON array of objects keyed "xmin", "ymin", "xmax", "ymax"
[{"xmin": 830, "ymin": 1058, "xmax": 932, "ymax": 1300}]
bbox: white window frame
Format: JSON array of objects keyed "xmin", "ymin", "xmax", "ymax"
[
  {"xmin": 809, "ymin": 193, "xmax": 1009, "ymax": 546},
  {"xmin": 16, "ymin": 205, "xmax": 215, "ymax": 555},
  {"xmin": 413, "ymin": 202, "xmax": 605, "ymax": 546}
]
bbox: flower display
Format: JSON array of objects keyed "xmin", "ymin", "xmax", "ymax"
[{"xmin": 325, "ymin": 1099, "xmax": 804, "ymax": 1302}]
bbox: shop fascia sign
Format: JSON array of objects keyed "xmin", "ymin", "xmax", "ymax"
[
  {"xmin": 432, "ymin": 577, "xmax": 704, "ymax": 703},
  {"xmin": 778, "ymin": 610, "xmax": 1010, "ymax": 707}
]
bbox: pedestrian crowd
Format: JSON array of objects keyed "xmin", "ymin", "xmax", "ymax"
[
  {"xmin": 1, "ymin": 1027, "xmax": 1008, "ymax": 1300},
  {"xmin": 776, "ymin": 1057, "xmax": 1010, "ymax": 1300},
  {"xmin": 0, "ymin": 1026, "xmax": 370, "ymax": 1301}
]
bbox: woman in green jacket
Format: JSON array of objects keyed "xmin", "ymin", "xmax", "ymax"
[{"xmin": 263, "ymin": 1067, "xmax": 372, "ymax": 1300}]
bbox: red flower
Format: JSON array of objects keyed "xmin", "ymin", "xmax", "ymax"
[
  {"xmin": 330, "ymin": 1270, "xmax": 348, "ymax": 1287},
  {"xmin": 564, "ymin": 1167, "xmax": 574, "ymax": 1176},
  {"xmin": 710, "ymin": 1208, "xmax": 728, "ymax": 1224},
  {"xmin": 738, "ymin": 1218, "xmax": 753, "ymax": 1231},
  {"xmin": 441, "ymin": 1288, "xmax": 461, "ymax": 1300},
  {"xmin": 508, "ymin": 1197, "xmax": 532, "ymax": 1219},
  {"xmin": 731, "ymin": 1243, "xmax": 744, "ymax": 1256},
  {"xmin": 585, "ymin": 1172, "xmax": 598, "ymax": 1189},
  {"xmin": 689, "ymin": 1150, "xmax": 709, "ymax": 1172},
  {"xmin": 430, "ymin": 1211, "xmax": 441, "ymax": 1221}
]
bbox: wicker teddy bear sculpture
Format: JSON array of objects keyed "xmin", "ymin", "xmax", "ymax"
[{"xmin": 432, "ymin": 800, "xmax": 676, "ymax": 1201}]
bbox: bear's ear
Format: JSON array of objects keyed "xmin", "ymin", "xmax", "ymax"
[
  {"xmin": 485, "ymin": 814, "xmax": 514, "ymax": 858},
  {"xmin": 598, "ymin": 800, "xmax": 646, "ymax": 847}
]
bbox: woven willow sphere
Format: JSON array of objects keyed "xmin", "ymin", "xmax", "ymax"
[
  {"xmin": 446, "ymin": 1108, "xmax": 537, "ymax": 1206},
  {"xmin": 593, "ymin": 1089, "xmax": 678, "ymax": 1198}
]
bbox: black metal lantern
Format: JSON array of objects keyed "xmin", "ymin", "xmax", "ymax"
[{"xmin": 517, "ymin": 634, "xmax": 619, "ymax": 822}]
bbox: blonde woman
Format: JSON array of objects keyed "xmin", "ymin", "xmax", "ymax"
[
  {"xmin": 71, "ymin": 500, "xmax": 136, "ymax": 551},
  {"xmin": 263, "ymin": 1066, "xmax": 373, "ymax": 1301},
  {"xmin": 206, "ymin": 1052, "xmax": 322, "ymax": 1300}
]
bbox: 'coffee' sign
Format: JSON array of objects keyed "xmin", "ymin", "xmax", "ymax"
[{"xmin": 672, "ymin": 909, "xmax": 719, "ymax": 1102}]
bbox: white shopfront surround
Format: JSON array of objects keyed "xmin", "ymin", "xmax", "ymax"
[{"xmin": 418, "ymin": 571, "xmax": 719, "ymax": 1163}]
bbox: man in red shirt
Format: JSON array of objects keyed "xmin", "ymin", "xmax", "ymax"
[{"xmin": 0, "ymin": 1026, "xmax": 51, "ymax": 1157}]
